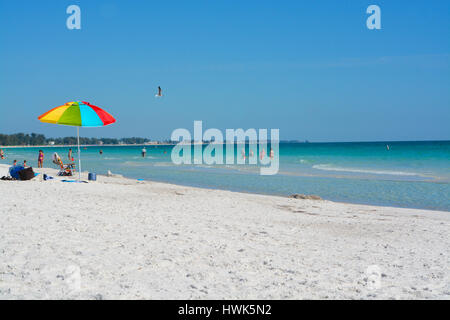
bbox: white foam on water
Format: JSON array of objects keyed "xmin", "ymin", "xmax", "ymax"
[
  {"xmin": 195, "ymin": 164, "xmax": 213, "ymax": 168},
  {"xmin": 130, "ymin": 156, "xmax": 157, "ymax": 159},
  {"xmin": 153, "ymin": 162, "xmax": 174, "ymax": 167}
]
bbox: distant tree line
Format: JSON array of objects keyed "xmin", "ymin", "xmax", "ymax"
[
  {"xmin": 0, "ymin": 133, "xmax": 151, "ymax": 146},
  {"xmin": 0, "ymin": 133, "xmax": 46, "ymax": 146}
]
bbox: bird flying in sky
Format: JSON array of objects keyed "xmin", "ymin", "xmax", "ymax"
[{"xmin": 155, "ymin": 86, "xmax": 162, "ymax": 97}]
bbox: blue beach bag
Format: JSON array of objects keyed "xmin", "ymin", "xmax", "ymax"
[{"xmin": 9, "ymin": 165, "xmax": 24, "ymax": 180}]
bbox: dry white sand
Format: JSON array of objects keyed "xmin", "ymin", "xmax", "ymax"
[{"xmin": 0, "ymin": 164, "xmax": 449, "ymax": 299}]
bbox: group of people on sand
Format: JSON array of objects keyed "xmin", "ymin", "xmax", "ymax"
[{"xmin": 1, "ymin": 148, "xmax": 76, "ymax": 170}]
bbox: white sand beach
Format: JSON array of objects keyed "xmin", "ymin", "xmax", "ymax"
[{"xmin": 0, "ymin": 164, "xmax": 449, "ymax": 299}]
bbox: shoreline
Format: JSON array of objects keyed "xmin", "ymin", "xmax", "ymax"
[
  {"xmin": 0, "ymin": 164, "xmax": 449, "ymax": 299},
  {"xmin": 1, "ymin": 164, "xmax": 448, "ymax": 213}
]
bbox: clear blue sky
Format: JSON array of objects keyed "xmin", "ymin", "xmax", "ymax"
[{"xmin": 0, "ymin": 0, "xmax": 449, "ymax": 141}]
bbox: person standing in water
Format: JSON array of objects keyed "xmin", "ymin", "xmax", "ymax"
[
  {"xmin": 68, "ymin": 148, "xmax": 73, "ymax": 161},
  {"xmin": 270, "ymin": 148, "xmax": 274, "ymax": 159},
  {"xmin": 241, "ymin": 148, "xmax": 246, "ymax": 160},
  {"xmin": 37, "ymin": 150, "xmax": 44, "ymax": 168},
  {"xmin": 0, "ymin": 149, "xmax": 4, "ymax": 160},
  {"xmin": 142, "ymin": 147, "xmax": 147, "ymax": 158},
  {"xmin": 260, "ymin": 148, "xmax": 265, "ymax": 161},
  {"xmin": 99, "ymin": 149, "xmax": 103, "ymax": 155}
]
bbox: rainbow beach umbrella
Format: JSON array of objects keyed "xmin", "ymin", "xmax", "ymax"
[{"xmin": 38, "ymin": 101, "xmax": 116, "ymax": 180}]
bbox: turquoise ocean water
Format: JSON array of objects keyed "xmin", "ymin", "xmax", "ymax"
[{"xmin": 1, "ymin": 141, "xmax": 449, "ymax": 211}]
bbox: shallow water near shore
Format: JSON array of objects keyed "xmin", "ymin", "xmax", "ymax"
[{"xmin": 1, "ymin": 141, "xmax": 449, "ymax": 211}]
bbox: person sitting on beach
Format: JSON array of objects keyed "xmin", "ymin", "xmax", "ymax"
[
  {"xmin": 52, "ymin": 152, "xmax": 63, "ymax": 167},
  {"xmin": 23, "ymin": 160, "xmax": 28, "ymax": 168},
  {"xmin": 38, "ymin": 150, "xmax": 44, "ymax": 168},
  {"xmin": 13, "ymin": 160, "xmax": 17, "ymax": 166}
]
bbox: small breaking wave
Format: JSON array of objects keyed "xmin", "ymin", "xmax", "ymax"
[
  {"xmin": 121, "ymin": 161, "xmax": 147, "ymax": 167},
  {"xmin": 312, "ymin": 164, "xmax": 421, "ymax": 177},
  {"xmin": 130, "ymin": 156, "xmax": 157, "ymax": 159}
]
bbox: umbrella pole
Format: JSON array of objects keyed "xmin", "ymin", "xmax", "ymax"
[{"xmin": 77, "ymin": 127, "xmax": 81, "ymax": 181}]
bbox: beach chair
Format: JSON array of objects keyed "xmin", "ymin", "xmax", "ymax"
[{"xmin": 52, "ymin": 152, "xmax": 76, "ymax": 176}]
